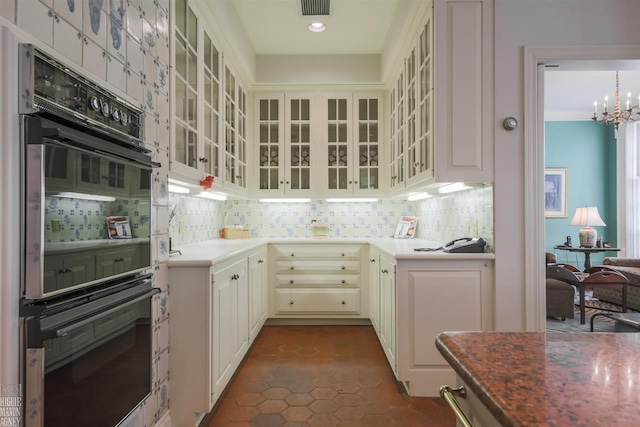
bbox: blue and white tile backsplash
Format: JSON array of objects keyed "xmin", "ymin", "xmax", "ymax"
[{"xmin": 169, "ymin": 185, "xmax": 494, "ymax": 250}]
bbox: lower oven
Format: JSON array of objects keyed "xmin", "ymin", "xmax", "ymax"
[{"xmin": 21, "ymin": 274, "xmax": 159, "ymax": 427}]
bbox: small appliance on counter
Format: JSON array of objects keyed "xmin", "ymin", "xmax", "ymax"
[{"xmin": 414, "ymin": 237, "xmax": 486, "ymax": 253}]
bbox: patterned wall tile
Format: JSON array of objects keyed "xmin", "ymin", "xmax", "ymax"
[{"xmin": 169, "ymin": 186, "xmax": 494, "ymax": 247}]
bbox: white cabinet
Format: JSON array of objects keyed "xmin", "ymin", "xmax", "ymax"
[
  {"xmin": 368, "ymin": 246, "xmax": 381, "ymax": 335},
  {"xmin": 378, "ymin": 254, "xmax": 397, "ymax": 376},
  {"xmin": 269, "ymin": 243, "xmax": 367, "ymax": 318},
  {"xmin": 254, "ymin": 93, "xmax": 315, "ymax": 196},
  {"xmin": 321, "ymin": 93, "xmax": 384, "ymax": 195},
  {"xmin": 248, "ymin": 248, "xmax": 268, "ymax": 343},
  {"xmin": 254, "ymin": 92, "xmax": 382, "ymax": 197},
  {"xmin": 211, "ymin": 258, "xmax": 248, "ymax": 395},
  {"xmin": 396, "ymin": 258, "xmax": 494, "ymax": 396},
  {"xmin": 169, "ymin": 246, "xmax": 264, "ymax": 427},
  {"xmin": 434, "ymin": 0, "xmax": 494, "ymax": 182},
  {"xmin": 389, "ymin": 9, "xmax": 434, "ymax": 191}
]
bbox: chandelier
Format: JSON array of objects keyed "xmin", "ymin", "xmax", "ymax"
[{"xmin": 592, "ymin": 71, "xmax": 640, "ymax": 130}]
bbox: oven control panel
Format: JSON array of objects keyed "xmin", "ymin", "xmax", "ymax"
[{"xmin": 19, "ymin": 44, "xmax": 142, "ymax": 141}]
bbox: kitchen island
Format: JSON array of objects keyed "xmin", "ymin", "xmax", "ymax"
[{"xmin": 436, "ymin": 331, "xmax": 640, "ymax": 426}]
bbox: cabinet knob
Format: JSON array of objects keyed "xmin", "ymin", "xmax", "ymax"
[
  {"xmin": 341, "ymin": 266, "xmax": 346, "ymax": 270},
  {"xmin": 199, "ymin": 157, "xmax": 208, "ymax": 163},
  {"xmin": 289, "ymin": 300, "xmax": 294, "ymax": 305},
  {"xmin": 341, "ymin": 301, "xmax": 346, "ymax": 305},
  {"xmin": 57, "ymin": 269, "xmax": 65, "ymax": 275},
  {"xmin": 370, "ymin": 259, "xmax": 376, "ymax": 263},
  {"xmin": 258, "ymin": 259, "xmax": 264, "ymax": 263},
  {"xmin": 341, "ymin": 280, "xmax": 345, "ymax": 284},
  {"xmin": 280, "ymin": 181, "xmax": 284, "ymax": 184},
  {"xmin": 349, "ymin": 180, "xmax": 353, "ymax": 184},
  {"xmin": 354, "ymin": 181, "xmax": 358, "ymax": 184},
  {"xmin": 290, "ymin": 266, "xmax": 294, "ymax": 270},
  {"xmin": 381, "ymin": 269, "xmax": 388, "ymax": 274},
  {"xmin": 341, "ymin": 253, "xmax": 345, "ymax": 257},
  {"xmin": 286, "ymin": 181, "xmax": 289, "ymax": 184},
  {"xmin": 290, "ymin": 253, "xmax": 295, "ymax": 257},
  {"xmin": 236, "ymin": 175, "xmax": 241, "ymax": 179},
  {"xmin": 290, "ymin": 280, "xmax": 294, "ymax": 284},
  {"xmin": 413, "ymin": 162, "xmax": 419, "ymax": 167}
]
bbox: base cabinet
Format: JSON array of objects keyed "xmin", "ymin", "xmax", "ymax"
[
  {"xmin": 378, "ymin": 254, "xmax": 397, "ymax": 376},
  {"xmin": 169, "ymin": 247, "xmax": 264, "ymax": 427},
  {"xmin": 269, "ymin": 243, "xmax": 367, "ymax": 319},
  {"xmin": 451, "ymin": 377, "xmax": 501, "ymax": 427},
  {"xmin": 396, "ymin": 259, "xmax": 494, "ymax": 396}
]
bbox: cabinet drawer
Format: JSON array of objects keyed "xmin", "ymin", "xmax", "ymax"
[
  {"xmin": 273, "ymin": 245, "xmax": 362, "ymax": 260},
  {"xmin": 276, "ymin": 288, "xmax": 360, "ymax": 313},
  {"xmin": 275, "ymin": 260, "xmax": 360, "ymax": 274},
  {"xmin": 276, "ymin": 274, "xmax": 359, "ymax": 288}
]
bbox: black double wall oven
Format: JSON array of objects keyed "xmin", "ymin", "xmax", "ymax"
[{"xmin": 18, "ymin": 45, "xmax": 159, "ymax": 427}]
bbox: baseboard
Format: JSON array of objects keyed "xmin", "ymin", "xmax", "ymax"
[{"xmin": 265, "ymin": 318, "xmax": 372, "ymax": 326}]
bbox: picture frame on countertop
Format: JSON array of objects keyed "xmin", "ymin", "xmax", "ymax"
[{"xmin": 544, "ymin": 168, "xmax": 568, "ymax": 218}]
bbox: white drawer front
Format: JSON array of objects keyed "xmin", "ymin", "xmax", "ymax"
[
  {"xmin": 276, "ymin": 288, "xmax": 360, "ymax": 313},
  {"xmin": 273, "ymin": 245, "xmax": 362, "ymax": 260},
  {"xmin": 276, "ymin": 274, "xmax": 359, "ymax": 288},
  {"xmin": 275, "ymin": 260, "xmax": 360, "ymax": 274}
]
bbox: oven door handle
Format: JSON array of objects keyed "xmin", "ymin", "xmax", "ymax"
[
  {"xmin": 23, "ymin": 115, "xmax": 159, "ymax": 169},
  {"xmin": 53, "ymin": 287, "xmax": 160, "ymax": 338}
]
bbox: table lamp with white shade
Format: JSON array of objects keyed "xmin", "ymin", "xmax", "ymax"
[{"xmin": 569, "ymin": 206, "xmax": 606, "ymax": 247}]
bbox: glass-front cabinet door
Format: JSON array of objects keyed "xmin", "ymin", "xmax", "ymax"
[
  {"xmin": 354, "ymin": 94, "xmax": 382, "ymax": 194},
  {"xmin": 202, "ymin": 30, "xmax": 221, "ymax": 179},
  {"xmin": 172, "ymin": 0, "xmax": 199, "ymax": 178},
  {"xmin": 389, "ymin": 71, "xmax": 405, "ymax": 192},
  {"xmin": 324, "ymin": 95, "xmax": 351, "ymax": 193},
  {"xmin": 254, "ymin": 93, "xmax": 313, "ymax": 196},
  {"xmin": 223, "ymin": 65, "xmax": 247, "ymax": 191},
  {"xmin": 256, "ymin": 95, "xmax": 283, "ymax": 193},
  {"xmin": 287, "ymin": 96, "xmax": 312, "ymax": 193}
]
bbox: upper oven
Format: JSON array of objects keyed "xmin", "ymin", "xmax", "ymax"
[{"xmin": 19, "ymin": 44, "xmax": 159, "ymax": 300}]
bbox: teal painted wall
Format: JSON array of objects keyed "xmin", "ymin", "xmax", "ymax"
[{"xmin": 545, "ymin": 121, "xmax": 617, "ymax": 267}]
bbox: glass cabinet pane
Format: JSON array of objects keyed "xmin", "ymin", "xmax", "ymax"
[
  {"xmin": 258, "ymin": 97, "xmax": 280, "ymax": 190},
  {"xmin": 326, "ymin": 97, "xmax": 350, "ymax": 190},
  {"xmin": 288, "ymin": 97, "xmax": 311, "ymax": 191},
  {"xmin": 356, "ymin": 97, "xmax": 380, "ymax": 191}
]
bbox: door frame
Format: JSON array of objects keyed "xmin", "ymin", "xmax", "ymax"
[{"xmin": 523, "ymin": 45, "xmax": 640, "ymax": 332}]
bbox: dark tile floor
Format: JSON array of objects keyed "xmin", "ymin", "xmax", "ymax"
[{"xmin": 205, "ymin": 325, "xmax": 456, "ymax": 427}]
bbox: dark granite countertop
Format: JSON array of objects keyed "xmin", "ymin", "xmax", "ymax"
[{"xmin": 436, "ymin": 332, "xmax": 640, "ymax": 426}]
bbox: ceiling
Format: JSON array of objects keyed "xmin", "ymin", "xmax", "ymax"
[
  {"xmin": 230, "ymin": 1, "xmax": 640, "ymax": 119},
  {"xmin": 231, "ymin": 0, "xmax": 402, "ymax": 55}
]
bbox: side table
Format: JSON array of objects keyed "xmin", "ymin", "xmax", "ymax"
[{"xmin": 554, "ymin": 246, "xmax": 621, "ymax": 270}]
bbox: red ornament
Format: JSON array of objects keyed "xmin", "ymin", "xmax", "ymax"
[{"xmin": 200, "ymin": 175, "xmax": 214, "ymax": 190}]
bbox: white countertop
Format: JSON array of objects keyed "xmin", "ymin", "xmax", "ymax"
[{"xmin": 167, "ymin": 238, "xmax": 495, "ymax": 268}]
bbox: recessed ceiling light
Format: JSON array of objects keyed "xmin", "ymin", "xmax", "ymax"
[{"xmin": 309, "ymin": 22, "xmax": 326, "ymax": 32}]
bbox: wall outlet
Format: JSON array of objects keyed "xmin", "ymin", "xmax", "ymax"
[{"xmin": 51, "ymin": 219, "xmax": 61, "ymax": 232}]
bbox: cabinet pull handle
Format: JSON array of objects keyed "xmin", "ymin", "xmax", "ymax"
[
  {"xmin": 439, "ymin": 386, "xmax": 472, "ymax": 427},
  {"xmin": 381, "ymin": 269, "xmax": 388, "ymax": 274},
  {"xmin": 413, "ymin": 162, "xmax": 419, "ymax": 167},
  {"xmin": 58, "ymin": 269, "xmax": 65, "ymax": 274},
  {"xmin": 289, "ymin": 300, "xmax": 294, "ymax": 305},
  {"xmin": 341, "ymin": 301, "xmax": 346, "ymax": 305},
  {"xmin": 290, "ymin": 280, "xmax": 294, "ymax": 284},
  {"xmin": 341, "ymin": 280, "xmax": 345, "ymax": 284},
  {"xmin": 341, "ymin": 266, "xmax": 346, "ymax": 270},
  {"xmin": 259, "ymin": 259, "xmax": 264, "ymax": 263},
  {"xmin": 290, "ymin": 266, "xmax": 294, "ymax": 270}
]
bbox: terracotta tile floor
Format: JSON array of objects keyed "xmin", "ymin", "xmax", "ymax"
[{"xmin": 205, "ymin": 325, "xmax": 456, "ymax": 427}]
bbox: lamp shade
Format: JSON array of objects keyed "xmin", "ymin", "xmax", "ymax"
[
  {"xmin": 569, "ymin": 206, "xmax": 606, "ymax": 247},
  {"xmin": 569, "ymin": 206, "xmax": 606, "ymax": 226}
]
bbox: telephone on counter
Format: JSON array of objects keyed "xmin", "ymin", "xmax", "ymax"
[
  {"xmin": 414, "ymin": 237, "xmax": 486, "ymax": 253},
  {"xmin": 442, "ymin": 237, "xmax": 486, "ymax": 253}
]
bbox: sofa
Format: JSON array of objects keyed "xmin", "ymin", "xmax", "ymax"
[{"xmin": 592, "ymin": 258, "xmax": 640, "ymax": 311}]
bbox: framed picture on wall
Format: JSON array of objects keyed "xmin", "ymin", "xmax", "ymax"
[{"xmin": 544, "ymin": 168, "xmax": 568, "ymax": 217}]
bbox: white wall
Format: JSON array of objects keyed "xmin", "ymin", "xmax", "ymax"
[
  {"xmin": 255, "ymin": 54, "xmax": 381, "ymax": 85},
  {"xmin": 493, "ymin": 0, "xmax": 640, "ymax": 330}
]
